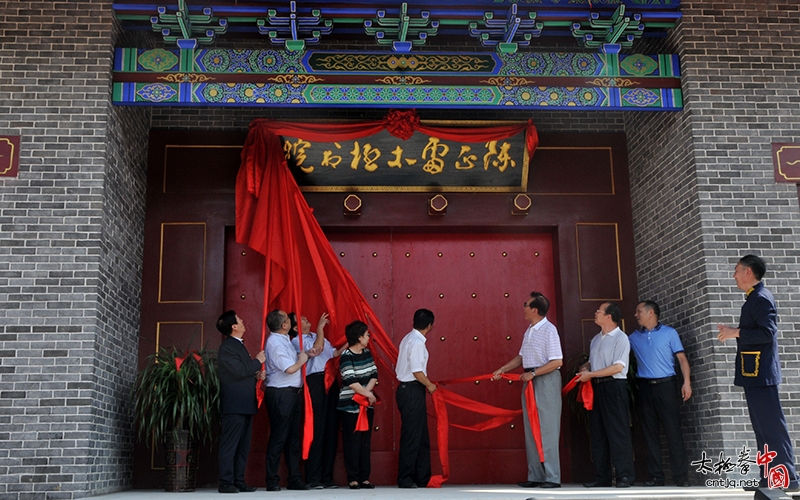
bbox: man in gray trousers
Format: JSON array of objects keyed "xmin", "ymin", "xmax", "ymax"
[{"xmin": 493, "ymin": 291, "xmax": 563, "ymax": 489}]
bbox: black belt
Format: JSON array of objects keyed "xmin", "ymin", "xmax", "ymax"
[
  {"xmin": 592, "ymin": 376, "xmax": 616, "ymax": 384},
  {"xmin": 523, "ymin": 367, "xmax": 536, "ymax": 373},
  {"xmin": 637, "ymin": 376, "xmax": 675, "ymax": 385},
  {"xmin": 267, "ymin": 386, "xmax": 303, "ymax": 393},
  {"xmin": 399, "ymin": 380, "xmax": 423, "ymax": 387}
]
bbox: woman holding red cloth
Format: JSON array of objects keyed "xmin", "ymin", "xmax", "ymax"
[{"xmin": 337, "ymin": 321, "xmax": 378, "ymax": 489}]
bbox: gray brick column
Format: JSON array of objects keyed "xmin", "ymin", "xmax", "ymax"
[
  {"xmin": 626, "ymin": 0, "xmax": 800, "ymax": 483},
  {"xmin": 0, "ymin": 2, "xmax": 150, "ymax": 498}
]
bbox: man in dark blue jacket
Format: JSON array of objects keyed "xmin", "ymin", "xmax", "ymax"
[
  {"xmin": 718, "ymin": 255, "xmax": 799, "ymax": 492},
  {"xmin": 216, "ymin": 311, "xmax": 266, "ymax": 493}
]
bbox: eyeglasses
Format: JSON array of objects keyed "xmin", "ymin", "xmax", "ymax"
[{"xmin": 524, "ymin": 302, "xmax": 532, "ymax": 308}]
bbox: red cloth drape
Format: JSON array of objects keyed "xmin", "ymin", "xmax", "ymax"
[
  {"xmin": 561, "ymin": 374, "xmax": 594, "ymax": 410},
  {"xmin": 235, "ymin": 111, "xmax": 538, "ymax": 472},
  {"xmin": 428, "ymin": 373, "xmax": 545, "ymax": 487}
]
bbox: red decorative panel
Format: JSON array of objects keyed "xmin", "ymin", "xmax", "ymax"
[
  {"xmin": 0, "ymin": 135, "xmax": 20, "ymax": 178},
  {"xmin": 163, "ymin": 145, "xmax": 242, "ymax": 193},
  {"xmin": 575, "ymin": 223, "xmax": 623, "ymax": 301},
  {"xmin": 529, "ymin": 147, "xmax": 614, "ymax": 195},
  {"xmin": 156, "ymin": 321, "xmax": 204, "ymax": 354},
  {"xmin": 159, "ymin": 223, "xmax": 206, "ymax": 303}
]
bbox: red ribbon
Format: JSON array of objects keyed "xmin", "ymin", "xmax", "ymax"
[
  {"xmin": 385, "ymin": 109, "xmax": 421, "ymax": 140},
  {"xmin": 324, "ymin": 356, "xmax": 340, "ymax": 393},
  {"xmin": 351, "ymin": 393, "xmax": 381, "ymax": 431},
  {"xmin": 428, "ymin": 373, "xmax": 537, "ymax": 488},
  {"xmin": 561, "ymin": 374, "xmax": 594, "ymax": 410},
  {"xmin": 174, "ymin": 351, "xmax": 204, "ymax": 374},
  {"xmin": 524, "ymin": 380, "xmax": 545, "ymax": 463}
]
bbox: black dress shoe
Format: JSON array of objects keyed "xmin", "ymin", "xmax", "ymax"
[
  {"xmin": 287, "ymin": 482, "xmax": 310, "ymax": 490},
  {"xmin": 584, "ymin": 480, "xmax": 612, "ymax": 488},
  {"xmin": 644, "ymin": 479, "xmax": 664, "ymax": 486},
  {"xmin": 265, "ymin": 485, "xmax": 280, "ymax": 492},
  {"xmin": 517, "ymin": 481, "xmax": 543, "ymax": 488},
  {"xmin": 323, "ymin": 483, "xmax": 338, "ymax": 489},
  {"xmin": 218, "ymin": 484, "xmax": 239, "ymax": 494},
  {"xmin": 674, "ymin": 477, "xmax": 690, "ymax": 487},
  {"xmin": 234, "ymin": 484, "xmax": 256, "ymax": 492},
  {"xmin": 307, "ymin": 483, "xmax": 324, "ymax": 490},
  {"xmin": 540, "ymin": 482, "xmax": 561, "ymax": 488},
  {"xmin": 398, "ymin": 483, "xmax": 417, "ymax": 489},
  {"xmin": 359, "ymin": 482, "xmax": 375, "ymax": 489},
  {"xmin": 616, "ymin": 478, "xmax": 632, "ymax": 488}
]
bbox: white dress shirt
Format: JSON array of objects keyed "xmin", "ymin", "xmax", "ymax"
[
  {"xmin": 264, "ymin": 332, "xmax": 303, "ymax": 388},
  {"xmin": 292, "ymin": 332, "xmax": 335, "ymax": 375},
  {"xmin": 395, "ymin": 329, "xmax": 428, "ymax": 383}
]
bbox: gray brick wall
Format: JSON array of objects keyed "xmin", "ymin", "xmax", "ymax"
[
  {"xmin": 627, "ymin": 0, "xmax": 800, "ymax": 484},
  {"xmin": 0, "ymin": 2, "xmax": 149, "ymax": 499}
]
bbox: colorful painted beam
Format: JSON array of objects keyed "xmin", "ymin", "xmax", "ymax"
[
  {"xmin": 114, "ymin": 1, "xmax": 681, "ymax": 51},
  {"xmin": 112, "ymin": 48, "xmax": 682, "ymax": 110}
]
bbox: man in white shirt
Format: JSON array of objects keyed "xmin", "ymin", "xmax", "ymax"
[
  {"xmin": 493, "ymin": 292, "xmax": 563, "ymax": 489},
  {"xmin": 395, "ymin": 308, "xmax": 436, "ymax": 489},
  {"xmin": 263, "ymin": 309, "xmax": 320, "ymax": 492},
  {"xmin": 579, "ymin": 302, "xmax": 635, "ymax": 488}
]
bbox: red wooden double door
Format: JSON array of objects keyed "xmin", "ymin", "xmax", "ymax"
[{"xmin": 226, "ymin": 229, "xmax": 562, "ymax": 486}]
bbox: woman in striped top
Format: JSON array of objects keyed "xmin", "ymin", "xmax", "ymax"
[{"xmin": 337, "ymin": 320, "xmax": 378, "ymax": 489}]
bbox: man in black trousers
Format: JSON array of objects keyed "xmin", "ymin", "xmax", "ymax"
[
  {"xmin": 216, "ymin": 310, "xmax": 266, "ymax": 493},
  {"xmin": 718, "ymin": 254, "xmax": 799, "ymax": 492},
  {"xmin": 395, "ymin": 308, "xmax": 436, "ymax": 489},
  {"xmin": 263, "ymin": 309, "xmax": 319, "ymax": 492}
]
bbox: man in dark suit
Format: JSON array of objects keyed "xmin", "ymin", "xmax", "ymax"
[
  {"xmin": 718, "ymin": 254, "xmax": 799, "ymax": 492},
  {"xmin": 216, "ymin": 310, "xmax": 266, "ymax": 493}
]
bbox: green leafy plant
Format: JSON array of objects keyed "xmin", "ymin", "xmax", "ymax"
[{"xmin": 133, "ymin": 346, "xmax": 220, "ymax": 446}]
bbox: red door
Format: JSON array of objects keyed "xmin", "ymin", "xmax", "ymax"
[
  {"xmin": 330, "ymin": 231, "xmax": 559, "ymax": 484},
  {"xmin": 224, "ymin": 228, "xmax": 563, "ymax": 485}
]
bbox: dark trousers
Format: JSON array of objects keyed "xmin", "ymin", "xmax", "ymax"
[
  {"xmin": 396, "ymin": 380, "xmax": 431, "ymax": 487},
  {"xmin": 218, "ymin": 413, "xmax": 253, "ymax": 487},
  {"xmin": 264, "ymin": 386, "xmax": 303, "ymax": 487},
  {"xmin": 637, "ymin": 378, "xmax": 687, "ymax": 482},
  {"xmin": 590, "ymin": 379, "xmax": 635, "ymax": 483},
  {"xmin": 304, "ymin": 373, "xmax": 340, "ymax": 485},
  {"xmin": 744, "ymin": 385, "xmax": 799, "ymax": 485},
  {"xmin": 321, "ymin": 379, "xmax": 340, "ymax": 485},
  {"xmin": 340, "ymin": 408, "xmax": 374, "ymax": 483}
]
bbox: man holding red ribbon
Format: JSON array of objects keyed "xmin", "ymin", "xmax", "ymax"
[
  {"xmin": 579, "ymin": 302, "xmax": 635, "ymax": 489},
  {"xmin": 263, "ymin": 309, "xmax": 321, "ymax": 492},
  {"xmin": 493, "ymin": 292, "xmax": 563, "ymax": 489},
  {"xmin": 395, "ymin": 309, "xmax": 437, "ymax": 489}
]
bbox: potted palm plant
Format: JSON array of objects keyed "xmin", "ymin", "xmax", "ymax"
[{"xmin": 133, "ymin": 346, "xmax": 220, "ymax": 492}]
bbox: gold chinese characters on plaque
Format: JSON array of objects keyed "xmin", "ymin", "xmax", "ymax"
[{"xmin": 281, "ymin": 125, "xmax": 530, "ymax": 193}]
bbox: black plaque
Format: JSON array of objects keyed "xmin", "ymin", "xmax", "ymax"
[{"xmin": 282, "ymin": 128, "xmax": 529, "ymax": 192}]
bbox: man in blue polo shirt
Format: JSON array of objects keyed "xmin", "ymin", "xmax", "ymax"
[{"xmin": 629, "ymin": 300, "xmax": 691, "ymax": 487}]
